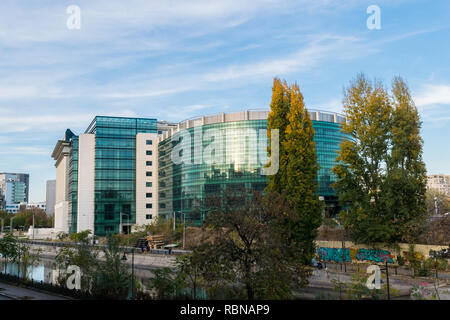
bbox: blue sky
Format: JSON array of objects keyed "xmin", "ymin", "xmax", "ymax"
[{"xmin": 0, "ymin": 0, "xmax": 449, "ymax": 202}]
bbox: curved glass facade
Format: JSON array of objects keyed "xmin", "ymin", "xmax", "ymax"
[{"xmin": 158, "ymin": 110, "xmax": 348, "ymax": 224}]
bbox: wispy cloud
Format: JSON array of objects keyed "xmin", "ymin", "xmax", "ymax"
[{"xmin": 414, "ymin": 84, "xmax": 450, "ymax": 107}]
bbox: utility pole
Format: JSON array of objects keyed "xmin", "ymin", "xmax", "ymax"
[
  {"xmin": 10, "ymin": 217, "xmax": 14, "ymax": 233},
  {"xmin": 385, "ymin": 259, "xmax": 390, "ymax": 300},
  {"xmin": 119, "ymin": 211, "xmax": 122, "ymax": 234},
  {"xmin": 183, "ymin": 213, "xmax": 186, "ymax": 249},
  {"xmin": 32, "ymin": 212, "xmax": 35, "ymax": 240},
  {"xmin": 1, "ymin": 218, "xmax": 3, "ymax": 233},
  {"xmin": 131, "ymin": 248, "xmax": 135, "ymax": 300},
  {"xmin": 173, "ymin": 211, "xmax": 176, "ymax": 231}
]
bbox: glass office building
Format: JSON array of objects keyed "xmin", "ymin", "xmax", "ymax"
[
  {"xmin": 158, "ymin": 109, "xmax": 347, "ymax": 225},
  {"xmin": 53, "ymin": 110, "xmax": 346, "ymax": 236},
  {"xmin": 53, "ymin": 117, "xmax": 160, "ymax": 237}
]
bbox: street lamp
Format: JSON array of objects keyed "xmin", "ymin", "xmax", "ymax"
[
  {"xmin": 173, "ymin": 211, "xmax": 186, "ymax": 249},
  {"xmin": 121, "ymin": 248, "xmax": 135, "ymax": 300},
  {"xmin": 183, "ymin": 212, "xmax": 186, "ymax": 250},
  {"xmin": 32, "ymin": 212, "xmax": 35, "ymax": 240},
  {"xmin": 10, "ymin": 217, "xmax": 14, "ymax": 233}
]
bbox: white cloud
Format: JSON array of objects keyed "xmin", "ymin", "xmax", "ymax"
[{"xmin": 414, "ymin": 85, "xmax": 450, "ymax": 107}]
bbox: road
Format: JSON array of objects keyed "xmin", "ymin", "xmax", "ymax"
[
  {"xmin": 295, "ymin": 268, "xmax": 450, "ymax": 300},
  {"xmin": 0, "ymin": 282, "xmax": 70, "ymax": 300}
]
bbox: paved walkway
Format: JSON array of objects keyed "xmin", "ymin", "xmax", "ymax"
[{"xmin": 0, "ymin": 281, "xmax": 69, "ymax": 300}]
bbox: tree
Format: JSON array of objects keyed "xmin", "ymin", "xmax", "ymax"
[
  {"xmin": 266, "ymin": 79, "xmax": 322, "ymax": 264},
  {"xmin": 149, "ymin": 267, "xmax": 180, "ymax": 300},
  {"xmin": 175, "ymin": 255, "xmax": 202, "ymax": 299},
  {"xmin": 266, "ymin": 77, "xmax": 290, "ymax": 193},
  {"xmin": 0, "ymin": 233, "xmax": 19, "ymax": 273},
  {"xmin": 383, "ymin": 77, "xmax": 427, "ymax": 242},
  {"xmin": 282, "ymin": 83, "xmax": 323, "ymax": 262},
  {"xmin": 192, "ymin": 189, "xmax": 310, "ymax": 300},
  {"xmin": 91, "ymin": 235, "xmax": 131, "ymax": 299},
  {"xmin": 333, "ymin": 74, "xmax": 427, "ymax": 245},
  {"xmin": 426, "ymin": 190, "xmax": 450, "ymax": 216},
  {"xmin": 54, "ymin": 232, "xmax": 98, "ymax": 292}
]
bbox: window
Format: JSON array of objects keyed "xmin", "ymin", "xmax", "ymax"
[
  {"xmin": 146, "ymin": 193, "xmax": 152, "ymax": 198},
  {"xmin": 146, "ymin": 203, "xmax": 152, "ymax": 209},
  {"xmin": 146, "ymin": 150, "xmax": 152, "ymax": 156},
  {"xmin": 146, "ymin": 182, "xmax": 152, "ymax": 187},
  {"xmin": 160, "ymin": 203, "xmax": 166, "ymax": 209},
  {"xmin": 146, "ymin": 140, "xmax": 152, "ymax": 145},
  {"xmin": 146, "ymin": 171, "xmax": 152, "ymax": 177},
  {"xmin": 146, "ymin": 214, "xmax": 153, "ymax": 220},
  {"xmin": 105, "ymin": 204, "xmax": 114, "ymax": 220},
  {"xmin": 146, "ymin": 161, "xmax": 152, "ymax": 166}
]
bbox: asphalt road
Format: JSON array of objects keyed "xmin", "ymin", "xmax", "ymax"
[{"xmin": 0, "ymin": 282, "xmax": 69, "ymax": 300}]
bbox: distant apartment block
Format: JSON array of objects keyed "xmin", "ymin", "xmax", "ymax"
[
  {"xmin": 0, "ymin": 172, "xmax": 30, "ymax": 213},
  {"xmin": 427, "ymin": 174, "xmax": 450, "ymax": 195}
]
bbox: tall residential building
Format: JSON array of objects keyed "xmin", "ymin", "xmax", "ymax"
[
  {"xmin": 427, "ymin": 174, "xmax": 450, "ymax": 195},
  {"xmin": 52, "ymin": 110, "xmax": 347, "ymax": 236},
  {"xmin": 46, "ymin": 180, "xmax": 56, "ymax": 216},
  {"xmin": 0, "ymin": 173, "xmax": 30, "ymax": 213}
]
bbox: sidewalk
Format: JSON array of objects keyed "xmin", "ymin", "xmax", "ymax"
[{"xmin": 0, "ymin": 281, "xmax": 70, "ymax": 300}]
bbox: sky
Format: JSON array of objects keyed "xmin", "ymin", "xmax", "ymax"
[{"xmin": 0, "ymin": 0, "xmax": 449, "ymax": 202}]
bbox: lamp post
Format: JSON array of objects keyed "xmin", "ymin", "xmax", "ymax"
[
  {"xmin": 10, "ymin": 217, "xmax": 14, "ymax": 233},
  {"xmin": 183, "ymin": 212, "xmax": 186, "ymax": 250},
  {"xmin": 32, "ymin": 212, "xmax": 35, "ymax": 240},
  {"xmin": 119, "ymin": 211, "xmax": 123, "ymax": 234},
  {"xmin": 121, "ymin": 248, "xmax": 135, "ymax": 300},
  {"xmin": 173, "ymin": 211, "xmax": 176, "ymax": 231},
  {"xmin": 1, "ymin": 218, "xmax": 3, "ymax": 234}
]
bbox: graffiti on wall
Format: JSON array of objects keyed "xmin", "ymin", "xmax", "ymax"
[{"xmin": 318, "ymin": 247, "xmax": 394, "ymax": 263}]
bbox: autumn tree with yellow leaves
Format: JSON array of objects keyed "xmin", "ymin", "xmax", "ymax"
[{"xmin": 266, "ymin": 78, "xmax": 323, "ymax": 264}]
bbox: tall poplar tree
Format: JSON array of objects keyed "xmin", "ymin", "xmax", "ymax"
[
  {"xmin": 384, "ymin": 77, "xmax": 427, "ymax": 242},
  {"xmin": 333, "ymin": 74, "xmax": 393, "ymax": 245},
  {"xmin": 266, "ymin": 78, "xmax": 290, "ymax": 193},
  {"xmin": 266, "ymin": 79, "xmax": 322, "ymax": 264},
  {"xmin": 283, "ymin": 83, "xmax": 323, "ymax": 262},
  {"xmin": 333, "ymin": 74, "xmax": 427, "ymax": 245}
]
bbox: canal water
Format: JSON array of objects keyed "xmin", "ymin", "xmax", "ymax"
[{"xmin": 0, "ymin": 257, "xmax": 157, "ymax": 290}]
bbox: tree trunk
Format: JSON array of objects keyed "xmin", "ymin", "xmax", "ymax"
[{"xmin": 246, "ymin": 283, "xmax": 254, "ymax": 300}]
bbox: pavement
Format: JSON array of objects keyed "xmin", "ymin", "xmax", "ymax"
[{"xmin": 0, "ymin": 281, "xmax": 70, "ymax": 300}]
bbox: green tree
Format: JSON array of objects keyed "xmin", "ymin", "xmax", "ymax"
[
  {"xmin": 149, "ymin": 267, "xmax": 181, "ymax": 300},
  {"xmin": 193, "ymin": 190, "xmax": 310, "ymax": 300},
  {"xmin": 426, "ymin": 190, "xmax": 450, "ymax": 216},
  {"xmin": 175, "ymin": 255, "xmax": 203, "ymax": 299},
  {"xmin": 54, "ymin": 233, "xmax": 98, "ymax": 292},
  {"xmin": 0, "ymin": 233, "xmax": 19, "ymax": 273},
  {"xmin": 91, "ymin": 235, "xmax": 131, "ymax": 299},
  {"xmin": 333, "ymin": 74, "xmax": 426, "ymax": 245},
  {"xmin": 383, "ymin": 77, "xmax": 427, "ymax": 242}
]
